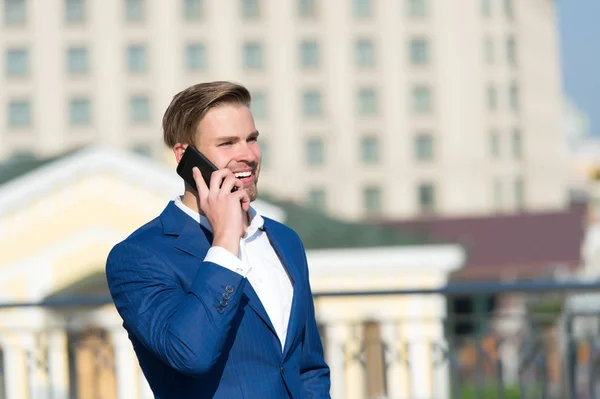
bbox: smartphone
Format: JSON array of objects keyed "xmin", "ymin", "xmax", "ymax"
[{"xmin": 176, "ymin": 145, "xmax": 237, "ymax": 192}]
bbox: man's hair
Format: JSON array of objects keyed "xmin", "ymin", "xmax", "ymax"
[{"xmin": 162, "ymin": 81, "xmax": 251, "ymax": 148}]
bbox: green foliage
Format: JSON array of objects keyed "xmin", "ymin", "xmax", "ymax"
[
  {"xmin": 460, "ymin": 383, "xmax": 540, "ymax": 399},
  {"xmin": 259, "ymin": 193, "xmax": 434, "ymax": 249}
]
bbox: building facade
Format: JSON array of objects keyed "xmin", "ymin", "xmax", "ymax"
[{"xmin": 0, "ymin": 0, "xmax": 568, "ymax": 220}]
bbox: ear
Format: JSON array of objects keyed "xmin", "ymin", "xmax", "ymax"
[{"xmin": 173, "ymin": 143, "xmax": 187, "ymax": 164}]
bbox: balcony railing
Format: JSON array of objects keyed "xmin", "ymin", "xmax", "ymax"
[{"xmin": 0, "ymin": 280, "xmax": 599, "ymax": 399}]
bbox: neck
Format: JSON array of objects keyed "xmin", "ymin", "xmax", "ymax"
[{"xmin": 181, "ymin": 189, "xmax": 250, "ymax": 230}]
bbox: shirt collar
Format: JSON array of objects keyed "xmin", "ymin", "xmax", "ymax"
[{"xmin": 173, "ymin": 196, "xmax": 264, "ymax": 239}]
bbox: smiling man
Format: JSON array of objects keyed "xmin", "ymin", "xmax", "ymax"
[{"xmin": 105, "ymin": 81, "xmax": 330, "ymax": 399}]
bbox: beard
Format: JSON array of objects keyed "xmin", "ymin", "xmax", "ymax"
[{"xmin": 245, "ymin": 180, "xmax": 258, "ymax": 201}]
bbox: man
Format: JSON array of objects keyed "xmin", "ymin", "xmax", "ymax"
[{"xmin": 105, "ymin": 81, "xmax": 330, "ymax": 398}]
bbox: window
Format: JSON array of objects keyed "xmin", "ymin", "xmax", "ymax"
[
  {"xmin": 493, "ymin": 178, "xmax": 502, "ymax": 209},
  {"xmin": 504, "ymin": 0, "xmax": 514, "ymax": 19},
  {"xmin": 418, "ymin": 183, "xmax": 435, "ymax": 213},
  {"xmin": 130, "ymin": 95, "xmax": 150, "ymax": 123},
  {"xmin": 185, "ymin": 43, "xmax": 206, "ymax": 71},
  {"xmin": 69, "ymin": 97, "xmax": 91, "ymax": 125},
  {"xmin": 413, "ymin": 86, "xmax": 432, "ymax": 113},
  {"xmin": 509, "ymin": 83, "xmax": 519, "ymax": 111},
  {"xmin": 6, "ymin": 48, "xmax": 29, "ymax": 77},
  {"xmin": 250, "ymin": 91, "xmax": 267, "ymax": 118},
  {"xmin": 354, "ymin": 0, "xmax": 372, "ymax": 18},
  {"xmin": 127, "ymin": 45, "xmax": 148, "ymax": 73},
  {"xmin": 132, "ymin": 145, "xmax": 153, "ymax": 157},
  {"xmin": 242, "ymin": 0, "xmax": 260, "ymax": 18},
  {"xmin": 305, "ymin": 137, "xmax": 324, "ymax": 165},
  {"xmin": 363, "ymin": 186, "xmax": 382, "ymax": 215},
  {"xmin": 300, "ymin": 40, "xmax": 319, "ymax": 68},
  {"xmin": 67, "ymin": 47, "xmax": 89, "ymax": 75},
  {"xmin": 484, "ymin": 37, "xmax": 494, "ymax": 65},
  {"xmin": 481, "ymin": 0, "xmax": 491, "ymax": 17},
  {"xmin": 489, "ymin": 130, "xmax": 500, "ymax": 158},
  {"xmin": 184, "ymin": 0, "xmax": 203, "ymax": 20},
  {"xmin": 5, "ymin": 0, "xmax": 26, "ymax": 25},
  {"xmin": 506, "ymin": 37, "xmax": 516, "ymax": 66},
  {"xmin": 487, "ymin": 85, "xmax": 498, "ymax": 110},
  {"xmin": 512, "ymin": 129, "xmax": 522, "ymax": 159},
  {"xmin": 8, "ymin": 100, "xmax": 31, "ymax": 128},
  {"xmin": 307, "ymin": 188, "xmax": 326, "ymax": 211},
  {"xmin": 298, "ymin": 0, "xmax": 316, "ymax": 18},
  {"xmin": 358, "ymin": 89, "xmax": 377, "ymax": 115},
  {"xmin": 408, "ymin": 0, "xmax": 426, "ymax": 17},
  {"xmin": 515, "ymin": 177, "xmax": 524, "ymax": 209},
  {"xmin": 409, "ymin": 38, "xmax": 429, "ymax": 65},
  {"xmin": 65, "ymin": 0, "xmax": 85, "ymax": 22},
  {"xmin": 355, "ymin": 39, "xmax": 374, "ymax": 67},
  {"xmin": 361, "ymin": 136, "xmax": 379, "ymax": 164},
  {"xmin": 302, "ymin": 90, "xmax": 322, "ymax": 116},
  {"xmin": 415, "ymin": 133, "xmax": 434, "ymax": 161},
  {"xmin": 243, "ymin": 42, "xmax": 263, "ymax": 69},
  {"xmin": 125, "ymin": 0, "xmax": 144, "ymax": 22}
]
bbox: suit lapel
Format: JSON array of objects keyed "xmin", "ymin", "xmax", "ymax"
[
  {"xmin": 163, "ymin": 202, "xmax": 279, "ymax": 339},
  {"xmin": 263, "ymin": 220, "xmax": 306, "ymax": 359}
]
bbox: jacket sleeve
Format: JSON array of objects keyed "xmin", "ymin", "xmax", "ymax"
[
  {"xmin": 297, "ymin": 239, "xmax": 331, "ymax": 398},
  {"xmin": 105, "ymin": 240, "xmax": 246, "ymax": 377}
]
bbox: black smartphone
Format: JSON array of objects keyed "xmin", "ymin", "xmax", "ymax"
[{"xmin": 176, "ymin": 145, "xmax": 237, "ymax": 192}]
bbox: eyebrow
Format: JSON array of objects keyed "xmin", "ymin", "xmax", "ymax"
[{"xmin": 216, "ymin": 131, "xmax": 260, "ymax": 142}]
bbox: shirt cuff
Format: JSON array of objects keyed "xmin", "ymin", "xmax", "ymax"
[{"xmin": 204, "ymin": 246, "xmax": 251, "ymax": 277}]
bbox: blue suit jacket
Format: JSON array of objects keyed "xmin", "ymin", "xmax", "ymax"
[{"xmin": 105, "ymin": 202, "xmax": 330, "ymax": 398}]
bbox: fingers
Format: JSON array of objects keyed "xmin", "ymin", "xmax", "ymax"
[
  {"xmin": 192, "ymin": 167, "xmax": 209, "ymax": 197},
  {"xmin": 234, "ymin": 188, "xmax": 251, "ymax": 212},
  {"xmin": 220, "ymin": 172, "xmax": 243, "ymax": 194},
  {"xmin": 209, "ymin": 169, "xmax": 233, "ymax": 193}
]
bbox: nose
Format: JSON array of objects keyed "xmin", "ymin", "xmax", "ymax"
[{"xmin": 234, "ymin": 141, "xmax": 258, "ymax": 164}]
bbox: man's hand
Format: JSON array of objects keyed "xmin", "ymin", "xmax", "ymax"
[{"xmin": 193, "ymin": 167, "xmax": 251, "ymax": 256}]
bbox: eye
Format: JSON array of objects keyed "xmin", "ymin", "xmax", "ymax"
[
  {"xmin": 248, "ymin": 136, "xmax": 258, "ymax": 142},
  {"xmin": 219, "ymin": 141, "xmax": 233, "ymax": 147}
]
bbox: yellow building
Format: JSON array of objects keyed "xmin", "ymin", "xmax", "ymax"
[{"xmin": 0, "ymin": 147, "xmax": 464, "ymax": 399}]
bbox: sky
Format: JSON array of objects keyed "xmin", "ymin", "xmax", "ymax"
[{"xmin": 556, "ymin": 0, "xmax": 600, "ymax": 136}]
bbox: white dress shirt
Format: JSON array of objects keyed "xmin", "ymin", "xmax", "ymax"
[{"xmin": 174, "ymin": 196, "xmax": 294, "ymax": 351}]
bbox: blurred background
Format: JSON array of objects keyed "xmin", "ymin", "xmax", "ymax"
[{"xmin": 0, "ymin": 0, "xmax": 599, "ymax": 398}]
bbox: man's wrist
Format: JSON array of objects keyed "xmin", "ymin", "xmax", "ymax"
[{"xmin": 212, "ymin": 234, "xmax": 240, "ymax": 257}]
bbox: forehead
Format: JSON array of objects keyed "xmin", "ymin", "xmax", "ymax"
[{"xmin": 197, "ymin": 103, "xmax": 255, "ymax": 139}]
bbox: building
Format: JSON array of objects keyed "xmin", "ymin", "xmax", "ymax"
[
  {"xmin": 0, "ymin": 0, "xmax": 568, "ymax": 221},
  {"xmin": 0, "ymin": 146, "xmax": 464, "ymax": 399}
]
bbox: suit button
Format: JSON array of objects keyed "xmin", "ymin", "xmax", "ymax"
[
  {"xmin": 222, "ymin": 293, "xmax": 230, "ymax": 300},
  {"xmin": 225, "ymin": 286, "xmax": 234, "ymax": 293},
  {"xmin": 220, "ymin": 300, "xmax": 228, "ymax": 307},
  {"xmin": 217, "ymin": 306, "xmax": 224, "ymax": 313},
  {"xmin": 280, "ymin": 366, "xmax": 284, "ymax": 373}
]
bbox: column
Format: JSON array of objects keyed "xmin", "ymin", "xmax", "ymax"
[
  {"xmin": 325, "ymin": 322, "xmax": 348, "ymax": 399},
  {"xmin": 47, "ymin": 330, "xmax": 69, "ymax": 399},
  {"xmin": 381, "ymin": 321, "xmax": 408, "ymax": 399},
  {"xmin": 2, "ymin": 340, "xmax": 29, "ymax": 399},
  {"xmin": 429, "ymin": 299, "xmax": 450, "ymax": 399},
  {"xmin": 401, "ymin": 295, "xmax": 429, "ymax": 399},
  {"xmin": 344, "ymin": 324, "xmax": 365, "ymax": 399},
  {"xmin": 24, "ymin": 333, "xmax": 48, "ymax": 399},
  {"xmin": 110, "ymin": 328, "xmax": 139, "ymax": 399}
]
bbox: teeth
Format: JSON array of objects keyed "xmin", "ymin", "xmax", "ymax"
[{"xmin": 235, "ymin": 171, "xmax": 251, "ymax": 178}]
